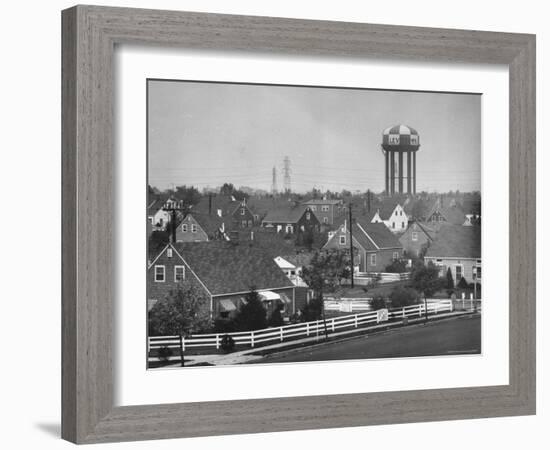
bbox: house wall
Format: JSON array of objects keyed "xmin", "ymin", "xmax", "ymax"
[
  {"xmin": 365, "ymin": 248, "xmax": 403, "ymax": 272},
  {"xmin": 424, "ymin": 256, "xmax": 481, "ymax": 285},
  {"xmin": 175, "ymin": 215, "xmax": 209, "ymax": 242},
  {"xmin": 386, "ymin": 205, "xmax": 408, "ymax": 233},
  {"xmin": 296, "ymin": 208, "xmax": 321, "ymax": 232},
  {"xmin": 231, "ymin": 204, "xmax": 255, "ymax": 228},
  {"xmin": 399, "ymin": 224, "xmax": 431, "ymax": 257},
  {"xmin": 149, "ymin": 209, "xmax": 171, "ymax": 229},
  {"xmin": 147, "ymin": 248, "xmax": 211, "ymax": 314},
  {"xmin": 323, "ymin": 227, "xmax": 366, "ymax": 272},
  {"xmin": 306, "ymin": 203, "xmax": 343, "ymax": 225}
]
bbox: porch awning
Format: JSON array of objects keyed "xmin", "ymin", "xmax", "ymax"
[
  {"xmin": 219, "ymin": 299, "xmax": 237, "ymax": 312},
  {"xmin": 258, "ymin": 290, "xmax": 280, "ymax": 302}
]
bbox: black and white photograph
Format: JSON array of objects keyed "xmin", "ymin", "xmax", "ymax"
[{"xmin": 146, "ymin": 79, "xmax": 482, "ymax": 369}]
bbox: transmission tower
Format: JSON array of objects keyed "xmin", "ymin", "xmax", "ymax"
[
  {"xmin": 283, "ymin": 156, "xmax": 291, "ymax": 193},
  {"xmin": 271, "ymin": 166, "xmax": 278, "ymax": 195}
]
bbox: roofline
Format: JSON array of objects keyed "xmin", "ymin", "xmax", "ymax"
[
  {"xmin": 211, "ymin": 285, "xmax": 296, "ymax": 297},
  {"xmin": 322, "ymin": 225, "xmax": 367, "ymax": 252},
  {"xmin": 356, "ymin": 222, "xmax": 380, "ymax": 250},
  {"xmin": 147, "ymin": 243, "xmax": 173, "ymax": 268},
  {"xmin": 170, "ymin": 244, "xmax": 214, "ymax": 297}
]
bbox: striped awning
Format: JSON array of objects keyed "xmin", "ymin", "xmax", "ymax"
[{"xmin": 219, "ymin": 299, "xmax": 237, "ymax": 312}]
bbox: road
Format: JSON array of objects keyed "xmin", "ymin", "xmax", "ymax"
[{"xmin": 253, "ymin": 315, "xmax": 481, "ymax": 364}]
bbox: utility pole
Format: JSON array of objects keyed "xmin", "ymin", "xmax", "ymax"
[
  {"xmin": 271, "ymin": 166, "xmax": 278, "ymax": 195},
  {"xmin": 162, "ymin": 200, "xmax": 188, "ymax": 243},
  {"xmin": 349, "ymin": 202, "xmax": 354, "ymax": 288}
]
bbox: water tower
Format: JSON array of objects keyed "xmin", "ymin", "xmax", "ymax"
[{"xmin": 382, "ymin": 125, "xmax": 420, "ymax": 195}]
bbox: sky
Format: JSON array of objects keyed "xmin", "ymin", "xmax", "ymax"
[{"xmin": 148, "ymin": 80, "xmax": 481, "ymax": 194}]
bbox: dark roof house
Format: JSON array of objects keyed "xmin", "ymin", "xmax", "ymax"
[{"xmin": 425, "ymin": 224, "xmax": 481, "ymax": 259}]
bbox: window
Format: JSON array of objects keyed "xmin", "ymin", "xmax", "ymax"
[
  {"xmin": 310, "ymin": 205, "xmax": 317, "ymax": 211},
  {"xmin": 191, "ymin": 224, "xmax": 197, "ymax": 233},
  {"xmin": 412, "ymin": 231, "xmax": 418, "ymax": 241},
  {"xmin": 174, "ymin": 265, "xmax": 185, "ymax": 282},
  {"xmin": 167, "ymin": 248, "xmax": 172, "ymax": 258},
  {"xmin": 323, "ymin": 217, "xmax": 329, "ymax": 224},
  {"xmin": 240, "ymin": 208, "xmax": 245, "ymax": 215},
  {"xmin": 322, "ymin": 205, "xmax": 329, "ymax": 212},
  {"xmin": 182, "ymin": 223, "xmax": 188, "ymax": 232},
  {"xmin": 154, "ymin": 265, "xmax": 165, "ymax": 282},
  {"xmin": 148, "ymin": 217, "xmax": 154, "ymax": 224},
  {"xmin": 392, "ymin": 222, "xmax": 395, "ymax": 229},
  {"xmin": 306, "ymin": 212, "xmax": 311, "ymax": 220},
  {"xmin": 242, "ymin": 220, "xmax": 247, "ymax": 227},
  {"xmin": 455, "ymin": 265, "xmax": 463, "ymax": 281},
  {"xmin": 402, "ymin": 222, "xmax": 405, "ymax": 228},
  {"xmin": 476, "ymin": 266, "xmax": 482, "ymax": 279},
  {"xmin": 393, "ymin": 252, "xmax": 399, "ymax": 260},
  {"xmin": 339, "ymin": 235, "xmax": 346, "ymax": 245},
  {"xmin": 370, "ymin": 254, "xmax": 377, "ymax": 266}
]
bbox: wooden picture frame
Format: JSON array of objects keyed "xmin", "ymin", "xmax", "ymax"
[{"xmin": 62, "ymin": 5, "xmax": 536, "ymax": 444}]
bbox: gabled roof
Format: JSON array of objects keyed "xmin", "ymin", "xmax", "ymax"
[
  {"xmin": 179, "ymin": 212, "xmax": 224, "ymax": 235},
  {"xmin": 330, "ymin": 219, "xmax": 402, "ymax": 251},
  {"xmin": 172, "ymin": 242, "xmax": 294, "ymax": 296},
  {"xmin": 262, "ymin": 205, "xmax": 311, "ymax": 224},
  {"xmin": 193, "ymin": 195, "xmax": 242, "ymax": 217},
  {"xmin": 425, "ymin": 224, "xmax": 481, "ymax": 259},
  {"xmin": 374, "ymin": 200, "xmax": 401, "ymax": 220},
  {"xmin": 246, "ymin": 196, "xmax": 294, "ymax": 216}
]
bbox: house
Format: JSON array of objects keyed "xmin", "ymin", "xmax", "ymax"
[
  {"xmin": 246, "ymin": 196, "xmax": 295, "ymax": 224},
  {"xmin": 399, "ymin": 220, "xmax": 434, "ymax": 257},
  {"xmin": 174, "ymin": 212, "xmax": 227, "ymax": 242},
  {"xmin": 262, "ymin": 205, "xmax": 321, "ymax": 234},
  {"xmin": 426, "ymin": 203, "xmax": 466, "ymax": 227},
  {"xmin": 302, "ymin": 198, "xmax": 345, "ymax": 226},
  {"xmin": 323, "ymin": 219, "xmax": 404, "ymax": 273},
  {"xmin": 147, "ymin": 242, "xmax": 296, "ymax": 319},
  {"xmin": 194, "ymin": 195, "xmax": 256, "ymax": 228},
  {"xmin": 147, "ymin": 199, "xmax": 172, "ymax": 232},
  {"xmin": 424, "ymin": 224, "xmax": 481, "ymax": 286},
  {"xmin": 370, "ymin": 200, "xmax": 408, "ymax": 233}
]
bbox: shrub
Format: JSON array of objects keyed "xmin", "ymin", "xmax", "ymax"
[
  {"xmin": 214, "ymin": 318, "xmax": 237, "ymax": 333},
  {"xmin": 457, "ymin": 276, "xmax": 469, "ymax": 289},
  {"xmin": 269, "ymin": 306, "xmax": 284, "ymax": 327},
  {"xmin": 385, "ymin": 259, "xmax": 408, "ymax": 273},
  {"xmin": 300, "ymin": 297, "xmax": 323, "ymax": 322},
  {"xmin": 389, "ymin": 286, "xmax": 419, "ymax": 308},
  {"xmin": 369, "ymin": 296, "xmax": 387, "ymax": 310},
  {"xmin": 220, "ymin": 334, "xmax": 235, "ymax": 353},
  {"xmin": 446, "ymin": 268, "xmax": 454, "ymax": 289},
  {"xmin": 234, "ymin": 289, "xmax": 267, "ymax": 331}
]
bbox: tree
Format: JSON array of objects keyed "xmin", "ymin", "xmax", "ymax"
[
  {"xmin": 148, "ymin": 283, "xmax": 211, "ymax": 366},
  {"xmin": 301, "ymin": 249, "xmax": 353, "ymax": 339},
  {"xmin": 446, "ymin": 267, "xmax": 455, "ymax": 289},
  {"xmin": 269, "ymin": 305, "xmax": 284, "ymax": 327},
  {"xmin": 369, "ymin": 295, "xmax": 387, "ymax": 311},
  {"xmin": 385, "ymin": 259, "xmax": 408, "ymax": 273},
  {"xmin": 149, "ymin": 230, "xmax": 170, "ymax": 254},
  {"xmin": 174, "ymin": 185, "xmax": 201, "ymax": 207},
  {"xmin": 410, "ymin": 261, "xmax": 446, "ymax": 322},
  {"xmin": 234, "ymin": 289, "xmax": 267, "ymax": 331}
]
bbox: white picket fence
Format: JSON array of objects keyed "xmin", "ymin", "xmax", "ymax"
[
  {"xmin": 149, "ymin": 300, "xmax": 454, "ymax": 353},
  {"xmin": 324, "ymin": 300, "xmax": 372, "ymax": 312}
]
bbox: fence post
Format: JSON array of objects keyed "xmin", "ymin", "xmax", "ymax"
[
  {"xmin": 181, "ymin": 336, "xmax": 185, "ymax": 352},
  {"xmin": 250, "ymin": 331, "xmax": 254, "ymax": 348},
  {"xmin": 215, "ymin": 334, "xmax": 220, "ymax": 350},
  {"xmin": 402, "ymin": 307, "xmax": 405, "ymax": 319},
  {"xmin": 419, "ymin": 304, "xmax": 422, "ymax": 317},
  {"xmin": 331, "ymin": 319, "xmax": 335, "ymax": 332},
  {"xmin": 280, "ymin": 327, "xmax": 284, "ymax": 342},
  {"xmin": 306, "ymin": 322, "xmax": 310, "ymax": 336},
  {"xmin": 354, "ymin": 315, "xmax": 358, "ymax": 328}
]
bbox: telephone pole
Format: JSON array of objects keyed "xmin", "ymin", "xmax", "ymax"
[
  {"xmin": 162, "ymin": 200, "xmax": 188, "ymax": 243},
  {"xmin": 349, "ymin": 202, "xmax": 354, "ymax": 288}
]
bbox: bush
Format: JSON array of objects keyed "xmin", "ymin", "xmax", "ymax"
[
  {"xmin": 214, "ymin": 318, "xmax": 237, "ymax": 333},
  {"xmin": 158, "ymin": 346, "xmax": 173, "ymax": 362},
  {"xmin": 389, "ymin": 286, "xmax": 419, "ymax": 308},
  {"xmin": 369, "ymin": 295, "xmax": 387, "ymax": 310},
  {"xmin": 220, "ymin": 334, "xmax": 235, "ymax": 353},
  {"xmin": 234, "ymin": 289, "xmax": 267, "ymax": 331},
  {"xmin": 457, "ymin": 277, "xmax": 469, "ymax": 289},
  {"xmin": 446, "ymin": 268, "xmax": 454, "ymax": 289},
  {"xmin": 300, "ymin": 297, "xmax": 323, "ymax": 322},
  {"xmin": 385, "ymin": 259, "xmax": 408, "ymax": 273},
  {"xmin": 269, "ymin": 306, "xmax": 284, "ymax": 327}
]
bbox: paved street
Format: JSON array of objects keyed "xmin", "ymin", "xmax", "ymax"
[{"xmin": 253, "ymin": 315, "xmax": 481, "ymax": 364}]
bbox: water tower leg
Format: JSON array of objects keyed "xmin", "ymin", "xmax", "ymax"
[
  {"xmin": 398, "ymin": 152, "xmax": 404, "ymax": 194},
  {"xmin": 407, "ymin": 151, "xmax": 412, "ymax": 194}
]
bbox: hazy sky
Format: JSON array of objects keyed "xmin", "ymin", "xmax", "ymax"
[{"xmin": 148, "ymin": 80, "xmax": 481, "ymax": 193}]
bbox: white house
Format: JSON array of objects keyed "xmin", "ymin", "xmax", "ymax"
[{"xmin": 370, "ymin": 201, "xmax": 408, "ymax": 233}]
